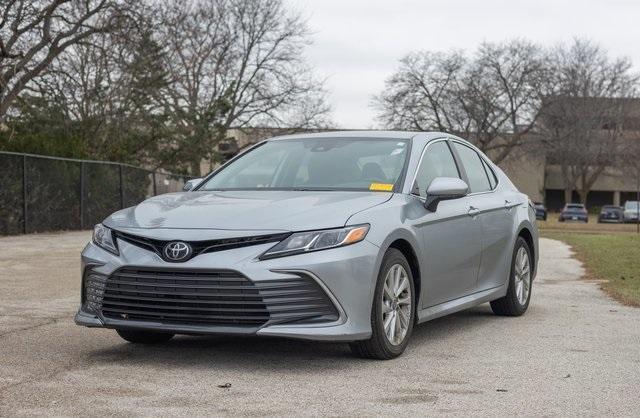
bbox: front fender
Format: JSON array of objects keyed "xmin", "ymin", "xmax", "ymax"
[
  {"xmin": 348, "ymin": 196, "xmax": 423, "ymax": 307},
  {"xmin": 515, "ymin": 211, "xmax": 539, "ymax": 280}
]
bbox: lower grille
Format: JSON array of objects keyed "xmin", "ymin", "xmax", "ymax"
[{"xmin": 99, "ymin": 268, "xmax": 339, "ymax": 328}]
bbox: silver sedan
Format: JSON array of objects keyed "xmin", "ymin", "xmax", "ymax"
[{"xmin": 76, "ymin": 131, "xmax": 538, "ymax": 359}]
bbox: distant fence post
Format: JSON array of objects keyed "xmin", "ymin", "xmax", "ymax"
[
  {"xmin": 152, "ymin": 171, "xmax": 157, "ymax": 196},
  {"xmin": 22, "ymin": 155, "xmax": 27, "ymax": 234},
  {"xmin": 79, "ymin": 162, "xmax": 85, "ymax": 229},
  {"xmin": 119, "ymin": 164, "xmax": 125, "ymax": 209}
]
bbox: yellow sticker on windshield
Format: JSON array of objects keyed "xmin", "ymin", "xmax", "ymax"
[{"xmin": 369, "ymin": 183, "xmax": 394, "ymax": 192}]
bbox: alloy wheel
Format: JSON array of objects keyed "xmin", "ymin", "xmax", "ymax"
[
  {"xmin": 514, "ymin": 247, "xmax": 531, "ymax": 305},
  {"xmin": 382, "ymin": 263, "xmax": 412, "ymax": 346}
]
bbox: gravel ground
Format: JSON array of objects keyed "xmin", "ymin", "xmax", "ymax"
[{"xmin": 0, "ymin": 232, "xmax": 639, "ymax": 417}]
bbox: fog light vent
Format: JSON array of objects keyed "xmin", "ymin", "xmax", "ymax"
[{"xmin": 85, "ymin": 272, "xmax": 107, "ymax": 312}]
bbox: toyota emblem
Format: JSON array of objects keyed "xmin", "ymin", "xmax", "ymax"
[{"xmin": 163, "ymin": 241, "xmax": 192, "ymax": 262}]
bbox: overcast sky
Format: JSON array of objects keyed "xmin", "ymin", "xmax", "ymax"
[{"xmin": 284, "ymin": 0, "xmax": 640, "ymax": 129}]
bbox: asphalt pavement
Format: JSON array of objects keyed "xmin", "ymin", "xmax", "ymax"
[{"xmin": 0, "ymin": 232, "xmax": 639, "ymax": 416}]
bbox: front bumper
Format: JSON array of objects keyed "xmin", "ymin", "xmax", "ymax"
[
  {"xmin": 75, "ymin": 235, "xmax": 380, "ymax": 341},
  {"xmin": 559, "ymin": 215, "xmax": 588, "ymax": 222},
  {"xmin": 598, "ymin": 215, "xmax": 622, "ymax": 223}
]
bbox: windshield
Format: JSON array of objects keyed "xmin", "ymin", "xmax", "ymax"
[
  {"xmin": 625, "ymin": 201, "xmax": 640, "ymax": 210},
  {"xmin": 200, "ymin": 138, "xmax": 409, "ymax": 192}
]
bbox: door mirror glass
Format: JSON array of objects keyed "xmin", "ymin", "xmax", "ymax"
[
  {"xmin": 183, "ymin": 178, "xmax": 203, "ymax": 191},
  {"xmin": 424, "ymin": 177, "xmax": 469, "ymax": 211}
]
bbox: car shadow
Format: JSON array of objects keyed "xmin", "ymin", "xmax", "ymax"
[{"xmin": 84, "ymin": 304, "xmax": 498, "ymax": 370}]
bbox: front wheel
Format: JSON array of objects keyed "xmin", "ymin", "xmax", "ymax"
[
  {"xmin": 350, "ymin": 248, "xmax": 415, "ymax": 360},
  {"xmin": 490, "ymin": 237, "xmax": 532, "ymax": 316}
]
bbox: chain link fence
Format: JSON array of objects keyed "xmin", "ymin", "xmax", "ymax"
[{"xmin": 0, "ymin": 152, "xmax": 191, "ymax": 235}]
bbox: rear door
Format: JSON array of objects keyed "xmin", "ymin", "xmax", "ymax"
[
  {"xmin": 410, "ymin": 140, "xmax": 482, "ymax": 308},
  {"xmin": 450, "ymin": 142, "xmax": 516, "ymax": 293}
]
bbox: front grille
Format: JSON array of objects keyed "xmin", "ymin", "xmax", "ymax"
[
  {"xmin": 99, "ymin": 268, "xmax": 339, "ymax": 328},
  {"xmin": 114, "ymin": 231, "xmax": 290, "ymax": 262}
]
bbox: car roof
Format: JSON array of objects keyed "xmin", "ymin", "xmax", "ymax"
[{"xmin": 266, "ymin": 130, "xmax": 444, "ymax": 141}]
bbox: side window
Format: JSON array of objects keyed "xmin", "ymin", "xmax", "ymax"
[
  {"xmin": 452, "ymin": 142, "xmax": 491, "ymax": 193},
  {"xmin": 481, "ymin": 158, "xmax": 498, "ymax": 189},
  {"xmin": 414, "ymin": 141, "xmax": 460, "ymax": 198}
]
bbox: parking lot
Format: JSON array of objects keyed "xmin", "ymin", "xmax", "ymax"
[{"xmin": 1, "ymin": 231, "xmax": 639, "ymax": 416}]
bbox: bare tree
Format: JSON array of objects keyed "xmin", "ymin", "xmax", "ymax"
[
  {"xmin": 14, "ymin": 1, "xmax": 168, "ymax": 164},
  {"xmin": 374, "ymin": 39, "xmax": 548, "ymax": 164},
  {"xmin": 0, "ymin": 0, "xmax": 129, "ymax": 120},
  {"xmin": 157, "ymin": 0, "xmax": 331, "ymax": 175},
  {"xmin": 0, "ymin": 0, "xmax": 329, "ymax": 173},
  {"xmin": 539, "ymin": 39, "xmax": 638, "ymax": 204},
  {"xmin": 374, "ymin": 50, "xmax": 466, "ymax": 132}
]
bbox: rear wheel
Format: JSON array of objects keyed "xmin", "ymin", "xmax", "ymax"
[
  {"xmin": 490, "ymin": 237, "xmax": 532, "ymax": 316},
  {"xmin": 350, "ymin": 248, "xmax": 415, "ymax": 360},
  {"xmin": 116, "ymin": 329, "xmax": 175, "ymax": 344}
]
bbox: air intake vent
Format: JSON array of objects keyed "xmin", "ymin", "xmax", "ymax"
[{"xmin": 100, "ymin": 268, "xmax": 339, "ymax": 328}]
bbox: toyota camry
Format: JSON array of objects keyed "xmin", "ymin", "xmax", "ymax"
[{"xmin": 76, "ymin": 131, "xmax": 538, "ymax": 359}]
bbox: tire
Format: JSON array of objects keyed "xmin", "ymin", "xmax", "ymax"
[
  {"xmin": 116, "ymin": 329, "xmax": 175, "ymax": 344},
  {"xmin": 490, "ymin": 237, "xmax": 532, "ymax": 316},
  {"xmin": 350, "ymin": 248, "xmax": 416, "ymax": 360}
]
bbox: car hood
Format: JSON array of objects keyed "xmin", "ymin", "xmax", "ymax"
[{"xmin": 104, "ymin": 190, "xmax": 393, "ymax": 231}]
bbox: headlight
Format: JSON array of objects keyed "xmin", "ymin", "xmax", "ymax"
[
  {"xmin": 92, "ymin": 224, "xmax": 118, "ymax": 255},
  {"xmin": 260, "ymin": 224, "xmax": 370, "ymax": 260}
]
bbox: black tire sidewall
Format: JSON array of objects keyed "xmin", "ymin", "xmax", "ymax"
[
  {"xmin": 371, "ymin": 248, "xmax": 416, "ymax": 357},
  {"xmin": 507, "ymin": 237, "xmax": 533, "ymax": 314}
]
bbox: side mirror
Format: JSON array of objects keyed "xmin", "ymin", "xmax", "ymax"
[
  {"xmin": 424, "ymin": 177, "xmax": 469, "ymax": 211},
  {"xmin": 183, "ymin": 178, "xmax": 203, "ymax": 192}
]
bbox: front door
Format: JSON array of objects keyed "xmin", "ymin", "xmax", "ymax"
[{"xmin": 409, "ymin": 140, "xmax": 482, "ymax": 308}]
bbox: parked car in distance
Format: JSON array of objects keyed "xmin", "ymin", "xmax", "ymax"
[
  {"xmin": 623, "ymin": 200, "xmax": 640, "ymax": 223},
  {"xmin": 559, "ymin": 203, "xmax": 588, "ymax": 223},
  {"xmin": 533, "ymin": 202, "xmax": 547, "ymax": 221},
  {"xmin": 598, "ymin": 205, "xmax": 624, "ymax": 223},
  {"xmin": 76, "ymin": 131, "xmax": 539, "ymax": 360}
]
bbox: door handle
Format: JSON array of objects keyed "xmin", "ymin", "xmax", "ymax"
[
  {"xmin": 468, "ymin": 206, "xmax": 480, "ymax": 217},
  {"xmin": 504, "ymin": 200, "xmax": 514, "ymax": 210}
]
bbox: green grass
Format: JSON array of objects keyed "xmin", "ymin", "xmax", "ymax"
[{"xmin": 542, "ymin": 231, "xmax": 640, "ymax": 306}]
